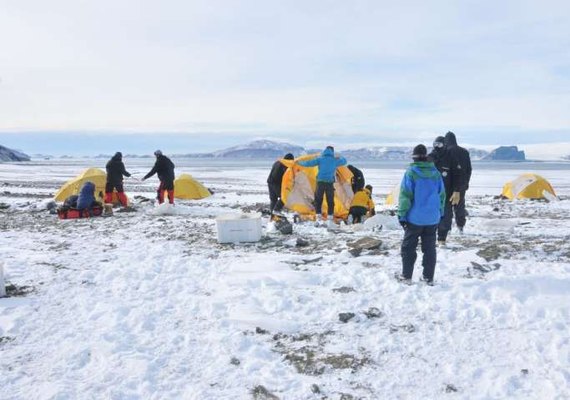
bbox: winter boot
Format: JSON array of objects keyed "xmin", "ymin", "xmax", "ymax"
[
  {"xmin": 326, "ymin": 215, "xmax": 335, "ymax": 229},
  {"xmin": 395, "ymin": 273, "xmax": 412, "ymax": 285},
  {"xmin": 420, "ymin": 276, "xmax": 434, "ymax": 286}
]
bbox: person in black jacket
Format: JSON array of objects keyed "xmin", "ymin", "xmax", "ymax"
[
  {"xmin": 267, "ymin": 153, "xmax": 294, "ymax": 212},
  {"xmin": 440, "ymin": 131, "xmax": 472, "ymax": 240},
  {"xmin": 347, "ymin": 165, "xmax": 365, "ymax": 194},
  {"xmin": 142, "ymin": 150, "xmax": 176, "ymax": 204},
  {"xmin": 105, "ymin": 152, "xmax": 131, "ymax": 206}
]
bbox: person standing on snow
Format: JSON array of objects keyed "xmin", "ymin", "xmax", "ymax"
[
  {"xmin": 105, "ymin": 152, "xmax": 131, "ymax": 207},
  {"xmin": 442, "ymin": 131, "xmax": 472, "ymax": 237},
  {"xmin": 296, "ymin": 146, "xmax": 347, "ymax": 227},
  {"xmin": 347, "ymin": 164, "xmax": 365, "ymax": 194},
  {"xmin": 267, "ymin": 153, "xmax": 295, "ymax": 213},
  {"xmin": 397, "ymin": 144, "xmax": 445, "ymax": 285},
  {"xmin": 428, "ymin": 136, "xmax": 460, "ymax": 245},
  {"xmin": 142, "ymin": 150, "xmax": 176, "ymax": 205}
]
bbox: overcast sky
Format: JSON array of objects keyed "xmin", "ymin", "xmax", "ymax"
[{"xmin": 1, "ymin": 0, "xmax": 569, "ymax": 154}]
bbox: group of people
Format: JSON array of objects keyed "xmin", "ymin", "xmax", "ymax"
[
  {"xmin": 267, "ymin": 146, "xmax": 376, "ymax": 228},
  {"xmin": 266, "ymin": 131, "xmax": 472, "ymax": 285},
  {"xmin": 70, "ymin": 150, "xmax": 178, "ymax": 215}
]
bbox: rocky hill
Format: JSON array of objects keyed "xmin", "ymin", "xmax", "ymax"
[
  {"xmin": 483, "ymin": 146, "xmax": 526, "ymax": 161},
  {"xmin": 210, "ymin": 140, "xmax": 305, "ymax": 158},
  {"xmin": 0, "ymin": 145, "xmax": 30, "ymax": 162}
]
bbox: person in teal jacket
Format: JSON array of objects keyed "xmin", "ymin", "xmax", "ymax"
[
  {"xmin": 297, "ymin": 146, "xmax": 347, "ymax": 223},
  {"xmin": 397, "ymin": 144, "xmax": 446, "ymax": 285}
]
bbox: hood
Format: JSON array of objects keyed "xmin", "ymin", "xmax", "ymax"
[
  {"xmin": 410, "ymin": 162, "xmax": 440, "ymax": 179},
  {"xmin": 81, "ymin": 181, "xmax": 95, "ymax": 193},
  {"xmin": 321, "ymin": 147, "xmax": 334, "ymax": 157},
  {"xmin": 444, "ymin": 131, "xmax": 458, "ymax": 147},
  {"xmin": 111, "ymin": 152, "xmax": 122, "ymax": 161}
]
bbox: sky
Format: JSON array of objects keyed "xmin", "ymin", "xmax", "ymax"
[{"xmin": 0, "ymin": 0, "xmax": 569, "ymax": 155}]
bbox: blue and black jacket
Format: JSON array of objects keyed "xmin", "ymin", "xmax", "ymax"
[
  {"xmin": 398, "ymin": 162, "xmax": 446, "ymax": 226},
  {"xmin": 297, "ymin": 148, "xmax": 347, "ymax": 183}
]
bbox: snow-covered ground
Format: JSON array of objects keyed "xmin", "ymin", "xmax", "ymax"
[{"xmin": 1, "ymin": 160, "xmax": 569, "ymax": 399}]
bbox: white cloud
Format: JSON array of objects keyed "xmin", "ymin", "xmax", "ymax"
[{"xmin": 0, "ymin": 0, "xmax": 569, "ymax": 142}]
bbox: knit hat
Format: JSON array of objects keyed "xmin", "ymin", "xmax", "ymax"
[
  {"xmin": 412, "ymin": 144, "xmax": 427, "ymax": 160},
  {"xmin": 154, "ymin": 150, "xmax": 162, "ymax": 157},
  {"xmin": 283, "ymin": 153, "xmax": 294, "ymax": 160}
]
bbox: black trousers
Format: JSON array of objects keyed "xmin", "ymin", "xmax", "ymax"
[
  {"xmin": 401, "ymin": 223, "xmax": 438, "ymax": 281},
  {"xmin": 315, "ymin": 181, "xmax": 334, "ymax": 216},
  {"xmin": 349, "ymin": 206, "xmax": 367, "ymax": 223},
  {"xmin": 438, "ymin": 190, "xmax": 466, "ymax": 241},
  {"xmin": 105, "ymin": 182, "xmax": 124, "ymax": 193},
  {"xmin": 268, "ymin": 183, "xmax": 284, "ymax": 212}
]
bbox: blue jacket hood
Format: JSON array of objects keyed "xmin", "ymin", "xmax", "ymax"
[{"xmin": 321, "ymin": 147, "xmax": 334, "ymax": 157}]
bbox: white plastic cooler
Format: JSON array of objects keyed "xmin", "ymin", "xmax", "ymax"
[{"xmin": 215, "ymin": 213, "xmax": 262, "ymax": 243}]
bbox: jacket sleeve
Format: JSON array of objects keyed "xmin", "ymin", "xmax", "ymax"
[
  {"xmin": 398, "ymin": 171, "xmax": 414, "ymax": 220},
  {"xmin": 438, "ymin": 175, "xmax": 446, "ymax": 215},
  {"xmin": 464, "ymin": 151, "xmax": 472, "ymax": 187},
  {"xmin": 121, "ymin": 162, "xmax": 131, "ymax": 178},
  {"xmin": 297, "ymin": 157, "xmax": 319, "ymax": 167},
  {"xmin": 335, "ymin": 156, "xmax": 347, "ymax": 167},
  {"xmin": 143, "ymin": 163, "xmax": 158, "ymax": 180},
  {"xmin": 449, "ymin": 151, "xmax": 464, "ymax": 192}
]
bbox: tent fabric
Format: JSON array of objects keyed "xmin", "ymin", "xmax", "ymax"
[
  {"xmin": 173, "ymin": 174, "xmax": 211, "ymax": 200},
  {"xmin": 54, "ymin": 168, "xmax": 108, "ymax": 203},
  {"xmin": 280, "ymin": 154, "xmax": 354, "ymax": 219},
  {"xmin": 501, "ymin": 173, "xmax": 557, "ymax": 200},
  {"xmin": 385, "ymin": 183, "xmax": 401, "ymax": 206}
]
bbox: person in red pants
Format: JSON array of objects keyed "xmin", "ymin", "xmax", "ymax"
[
  {"xmin": 142, "ymin": 150, "xmax": 176, "ymax": 204},
  {"xmin": 105, "ymin": 152, "xmax": 131, "ymax": 206}
]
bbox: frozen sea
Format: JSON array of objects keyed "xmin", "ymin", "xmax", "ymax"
[{"xmin": 1, "ymin": 158, "xmax": 569, "ymax": 400}]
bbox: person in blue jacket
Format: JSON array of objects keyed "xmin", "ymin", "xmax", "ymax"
[
  {"xmin": 76, "ymin": 181, "xmax": 99, "ymax": 216},
  {"xmin": 397, "ymin": 144, "xmax": 446, "ymax": 285},
  {"xmin": 297, "ymin": 146, "xmax": 347, "ymax": 225}
]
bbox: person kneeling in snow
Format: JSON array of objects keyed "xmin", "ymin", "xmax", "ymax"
[
  {"xmin": 397, "ymin": 145, "xmax": 445, "ymax": 285},
  {"xmin": 349, "ymin": 184, "xmax": 376, "ymax": 223},
  {"xmin": 142, "ymin": 150, "xmax": 176, "ymax": 205},
  {"xmin": 76, "ymin": 181, "xmax": 101, "ymax": 216},
  {"xmin": 105, "ymin": 152, "xmax": 131, "ymax": 207}
]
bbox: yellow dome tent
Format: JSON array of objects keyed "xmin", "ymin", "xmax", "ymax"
[
  {"xmin": 501, "ymin": 173, "xmax": 557, "ymax": 200},
  {"xmin": 54, "ymin": 168, "xmax": 131, "ymax": 205},
  {"xmin": 54, "ymin": 168, "xmax": 107, "ymax": 203},
  {"xmin": 280, "ymin": 154, "xmax": 353, "ymax": 220},
  {"xmin": 173, "ymin": 174, "xmax": 211, "ymax": 200},
  {"xmin": 385, "ymin": 183, "xmax": 401, "ymax": 206}
]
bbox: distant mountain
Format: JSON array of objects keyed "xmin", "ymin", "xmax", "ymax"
[
  {"xmin": 211, "ymin": 139, "xmax": 305, "ymax": 159},
  {"xmin": 0, "ymin": 145, "xmax": 30, "ymax": 162},
  {"xmin": 483, "ymin": 146, "xmax": 526, "ymax": 161},
  {"xmin": 341, "ymin": 146, "xmax": 489, "ymax": 161},
  {"xmin": 168, "ymin": 140, "xmax": 491, "ymax": 160},
  {"xmin": 341, "ymin": 146, "xmax": 412, "ymax": 161}
]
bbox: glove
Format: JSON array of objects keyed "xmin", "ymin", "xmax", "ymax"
[
  {"xmin": 450, "ymin": 191, "xmax": 461, "ymax": 205},
  {"xmin": 399, "ymin": 219, "xmax": 407, "ymax": 229}
]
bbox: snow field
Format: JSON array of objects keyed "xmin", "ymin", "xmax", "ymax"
[{"xmin": 1, "ymin": 159, "xmax": 570, "ymax": 399}]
